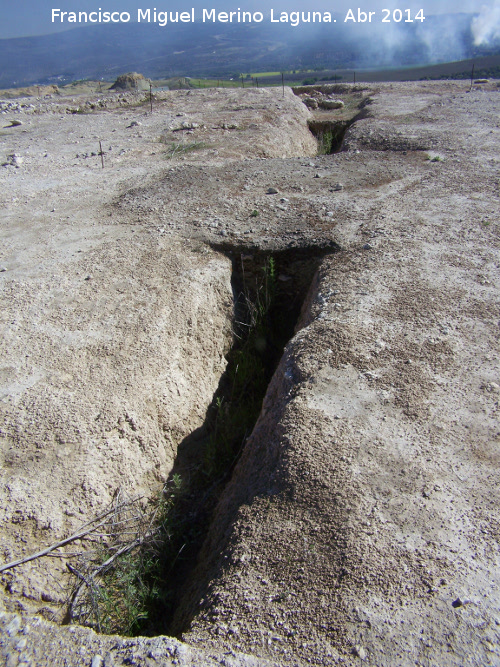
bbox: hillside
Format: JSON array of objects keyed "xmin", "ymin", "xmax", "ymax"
[{"xmin": 0, "ymin": 13, "xmax": 496, "ymax": 88}]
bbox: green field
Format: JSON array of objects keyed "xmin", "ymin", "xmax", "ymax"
[
  {"xmin": 244, "ymin": 69, "xmax": 318, "ymax": 78},
  {"xmin": 246, "ymin": 71, "xmax": 281, "ymax": 77},
  {"xmin": 190, "ymin": 78, "xmax": 241, "ymax": 88}
]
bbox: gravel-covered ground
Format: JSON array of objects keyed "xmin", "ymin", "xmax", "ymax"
[{"xmin": 0, "ymin": 80, "xmax": 499, "ymax": 666}]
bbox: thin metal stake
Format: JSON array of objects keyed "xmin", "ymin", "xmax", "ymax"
[
  {"xmin": 149, "ymin": 83, "xmax": 153, "ymax": 114},
  {"xmin": 282, "ymin": 72, "xmax": 285, "ymax": 97},
  {"xmin": 99, "ymin": 141, "xmax": 104, "ymax": 169}
]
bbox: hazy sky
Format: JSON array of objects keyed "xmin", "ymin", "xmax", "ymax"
[{"xmin": 0, "ymin": 0, "xmax": 492, "ymax": 38}]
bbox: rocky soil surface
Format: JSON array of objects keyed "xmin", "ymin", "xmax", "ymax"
[{"xmin": 0, "ymin": 80, "xmax": 499, "ymax": 666}]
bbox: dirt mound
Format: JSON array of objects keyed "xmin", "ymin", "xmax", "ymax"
[
  {"xmin": 0, "ymin": 84, "xmax": 59, "ymax": 100},
  {"xmin": 110, "ymin": 72, "xmax": 150, "ymax": 91},
  {"xmin": 292, "ymin": 83, "xmax": 368, "ymax": 96}
]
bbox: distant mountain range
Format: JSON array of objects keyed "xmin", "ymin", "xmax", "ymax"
[{"xmin": 0, "ymin": 13, "xmax": 498, "ymax": 89}]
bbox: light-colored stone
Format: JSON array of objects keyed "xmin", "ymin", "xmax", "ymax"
[
  {"xmin": 319, "ymin": 99, "xmax": 344, "ymax": 110},
  {"xmin": 6, "ymin": 615, "xmax": 21, "ymax": 637}
]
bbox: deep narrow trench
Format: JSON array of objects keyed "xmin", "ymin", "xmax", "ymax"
[
  {"xmin": 134, "ymin": 243, "xmax": 338, "ymax": 637},
  {"xmin": 308, "ymin": 119, "xmax": 352, "ymax": 154},
  {"xmin": 306, "ymin": 96, "xmax": 373, "ymax": 154},
  {"xmin": 65, "ymin": 243, "xmax": 338, "ymax": 636}
]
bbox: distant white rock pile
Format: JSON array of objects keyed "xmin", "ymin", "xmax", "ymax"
[
  {"xmin": 298, "ymin": 90, "xmax": 345, "ymax": 110},
  {"xmin": 110, "ymin": 72, "xmax": 150, "ymax": 91}
]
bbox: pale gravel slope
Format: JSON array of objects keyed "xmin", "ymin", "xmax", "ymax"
[{"xmin": 0, "ymin": 86, "xmax": 315, "ymax": 609}]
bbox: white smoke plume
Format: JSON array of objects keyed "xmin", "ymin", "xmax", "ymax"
[{"xmin": 472, "ymin": 0, "xmax": 500, "ymax": 44}]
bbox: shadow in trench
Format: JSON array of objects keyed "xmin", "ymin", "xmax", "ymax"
[
  {"xmin": 154, "ymin": 243, "xmax": 339, "ymax": 635},
  {"xmin": 70, "ymin": 243, "xmax": 338, "ymax": 638}
]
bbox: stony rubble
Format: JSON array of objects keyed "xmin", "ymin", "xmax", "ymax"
[{"xmin": 0, "ymin": 609, "xmax": 272, "ymax": 667}]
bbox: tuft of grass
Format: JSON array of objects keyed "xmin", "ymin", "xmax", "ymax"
[
  {"xmin": 425, "ymin": 153, "xmax": 444, "ymax": 162},
  {"xmin": 67, "ymin": 477, "xmax": 186, "ymax": 636},
  {"xmin": 162, "ymin": 140, "xmax": 209, "ymax": 158},
  {"xmin": 317, "ymin": 130, "xmax": 335, "ymax": 155}
]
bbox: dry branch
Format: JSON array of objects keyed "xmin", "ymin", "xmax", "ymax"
[{"xmin": 0, "ymin": 495, "xmax": 143, "ymax": 574}]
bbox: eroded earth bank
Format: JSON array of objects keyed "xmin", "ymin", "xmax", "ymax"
[{"xmin": 0, "ymin": 81, "xmax": 499, "ymax": 666}]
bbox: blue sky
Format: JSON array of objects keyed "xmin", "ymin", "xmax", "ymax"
[{"xmin": 0, "ymin": 1, "xmax": 492, "ymax": 39}]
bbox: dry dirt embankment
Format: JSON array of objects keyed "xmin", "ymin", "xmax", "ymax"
[
  {"xmin": 0, "ymin": 81, "xmax": 499, "ymax": 666},
  {"xmin": 174, "ymin": 82, "xmax": 500, "ymax": 666}
]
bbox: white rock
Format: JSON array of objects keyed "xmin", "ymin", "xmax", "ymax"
[
  {"xmin": 6, "ymin": 615, "xmax": 21, "ymax": 637},
  {"xmin": 353, "ymin": 645, "xmax": 367, "ymax": 659}
]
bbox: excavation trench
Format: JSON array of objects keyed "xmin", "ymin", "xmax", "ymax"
[
  {"xmin": 74, "ymin": 243, "xmax": 338, "ymax": 637},
  {"xmin": 308, "ymin": 119, "xmax": 352, "ymax": 154},
  {"xmin": 160, "ymin": 242, "xmax": 339, "ymax": 637},
  {"xmin": 304, "ymin": 93, "xmax": 373, "ymax": 154}
]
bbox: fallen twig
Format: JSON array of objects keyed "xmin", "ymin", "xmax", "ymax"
[
  {"xmin": 0, "ymin": 517, "xmax": 113, "ymax": 574},
  {"xmin": 67, "ymin": 563, "xmax": 102, "ymax": 632},
  {"xmin": 0, "ymin": 495, "xmax": 143, "ymax": 574}
]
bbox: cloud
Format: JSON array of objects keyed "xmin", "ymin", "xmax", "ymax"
[{"xmin": 472, "ymin": 0, "xmax": 500, "ymax": 44}]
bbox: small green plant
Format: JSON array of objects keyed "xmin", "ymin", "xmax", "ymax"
[
  {"xmin": 67, "ymin": 478, "xmax": 186, "ymax": 636},
  {"xmin": 317, "ymin": 130, "xmax": 335, "ymax": 155},
  {"xmin": 250, "ymin": 209, "xmax": 259, "ymax": 217},
  {"xmin": 161, "ymin": 140, "xmax": 209, "ymax": 158},
  {"xmin": 426, "ymin": 153, "xmax": 444, "ymax": 162}
]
